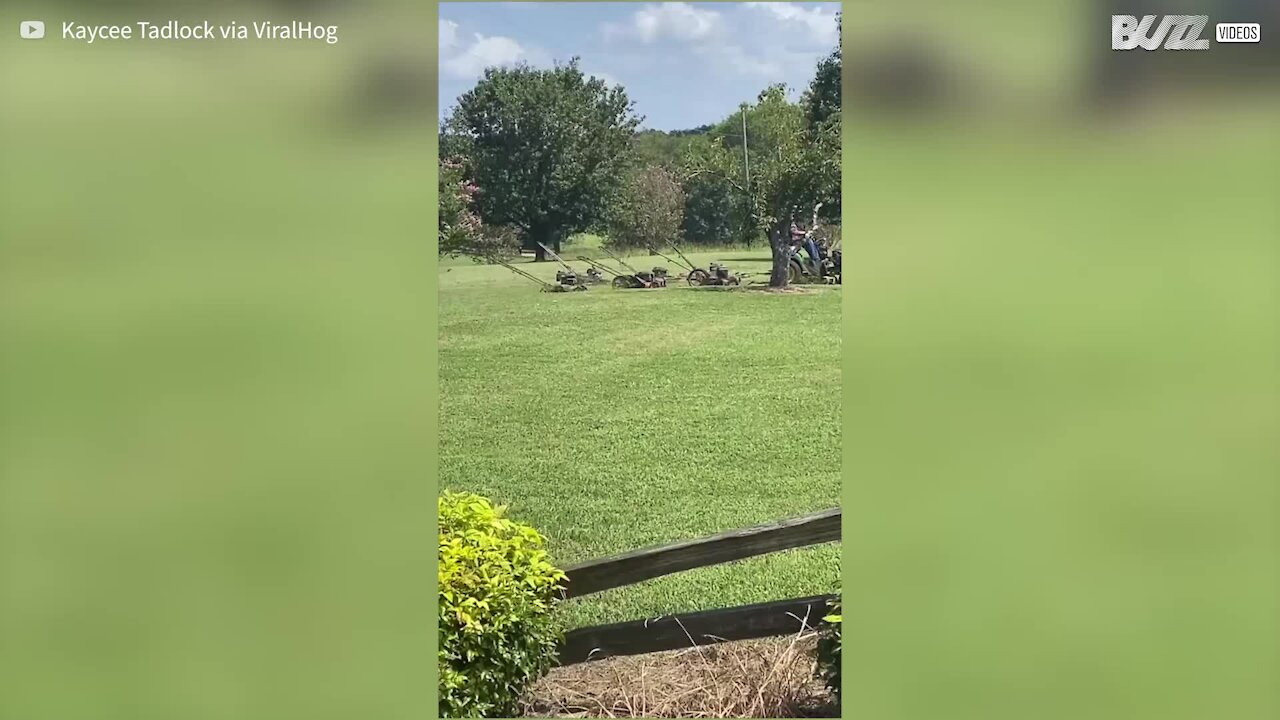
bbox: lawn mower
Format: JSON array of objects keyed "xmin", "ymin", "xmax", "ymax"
[
  {"xmin": 489, "ymin": 256, "xmax": 587, "ymax": 292},
  {"xmin": 653, "ymin": 241, "xmax": 741, "ymax": 287},
  {"xmin": 786, "ymin": 242, "xmax": 841, "ymax": 285},
  {"xmin": 537, "ymin": 242, "xmax": 603, "ymax": 286},
  {"xmin": 599, "ymin": 247, "xmax": 669, "ymax": 288},
  {"xmin": 576, "ymin": 255, "xmax": 666, "ymax": 289},
  {"xmin": 786, "ymin": 203, "xmax": 841, "ymax": 285}
]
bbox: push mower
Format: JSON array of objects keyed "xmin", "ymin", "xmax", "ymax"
[
  {"xmin": 576, "ymin": 255, "xmax": 666, "ymax": 289},
  {"xmin": 490, "ymin": 256, "xmax": 587, "ymax": 292},
  {"xmin": 593, "ymin": 245, "xmax": 670, "ymax": 288},
  {"xmin": 537, "ymin": 242, "xmax": 603, "ymax": 286},
  {"xmin": 653, "ymin": 241, "xmax": 741, "ymax": 287}
]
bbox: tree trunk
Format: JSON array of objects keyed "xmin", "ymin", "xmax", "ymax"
[
  {"xmin": 531, "ymin": 227, "xmax": 552, "ymax": 262},
  {"xmin": 769, "ymin": 223, "xmax": 790, "ymax": 288}
]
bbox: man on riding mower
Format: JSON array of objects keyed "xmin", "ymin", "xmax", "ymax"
[{"xmin": 789, "ymin": 220, "xmax": 823, "ymax": 272}]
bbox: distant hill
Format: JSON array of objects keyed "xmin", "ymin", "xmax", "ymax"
[
  {"xmin": 632, "ymin": 126, "xmax": 714, "ymax": 169},
  {"xmin": 667, "ymin": 125, "xmax": 714, "ymax": 137}
]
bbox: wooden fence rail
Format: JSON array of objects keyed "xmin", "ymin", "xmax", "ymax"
[
  {"xmin": 562, "ymin": 507, "xmax": 841, "ymax": 599},
  {"xmin": 560, "ymin": 594, "xmax": 837, "ymax": 665},
  {"xmin": 556, "ymin": 507, "xmax": 841, "ymax": 665}
]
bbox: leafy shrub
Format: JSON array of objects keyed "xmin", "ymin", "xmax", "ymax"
[
  {"xmin": 816, "ymin": 595, "xmax": 841, "ymax": 702},
  {"xmin": 438, "ymin": 158, "xmax": 519, "ymax": 260},
  {"xmin": 606, "ymin": 165, "xmax": 686, "ymax": 250},
  {"xmin": 438, "ymin": 492, "xmax": 567, "ymax": 718}
]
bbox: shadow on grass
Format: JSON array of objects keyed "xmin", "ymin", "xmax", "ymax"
[{"xmin": 739, "ymin": 285, "xmax": 816, "ymax": 294}]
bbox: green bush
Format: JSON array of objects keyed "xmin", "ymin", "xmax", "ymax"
[
  {"xmin": 438, "ymin": 491, "xmax": 567, "ymax": 718},
  {"xmin": 606, "ymin": 165, "xmax": 686, "ymax": 250},
  {"xmin": 816, "ymin": 595, "xmax": 841, "ymax": 702}
]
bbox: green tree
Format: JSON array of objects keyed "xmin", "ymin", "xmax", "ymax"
[
  {"xmin": 606, "ymin": 165, "xmax": 686, "ymax": 251},
  {"xmin": 444, "ymin": 59, "xmax": 641, "ymax": 262},
  {"xmin": 681, "ymin": 172, "xmax": 741, "ymax": 246},
  {"xmin": 633, "ymin": 130, "xmax": 681, "ymax": 171},
  {"xmin": 803, "ymin": 12, "xmax": 842, "ymax": 222},
  {"xmin": 633, "ymin": 126, "xmax": 713, "ymax": 172},
  {"xmin": 685, "ymin": 85, "xmax": 839, "ymax": 287},
  {"xmin": 804, "ymin": 13, "xmax": 841, "ymax": 131}
]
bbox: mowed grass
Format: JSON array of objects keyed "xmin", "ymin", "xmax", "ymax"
[{"xmin": 438, "ymin": 251, "xmax": 841, "ymax": 627}]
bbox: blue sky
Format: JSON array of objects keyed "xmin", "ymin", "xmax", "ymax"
[{"xmin": 439, "ymin": 2, "xmax": 840, "ymax": 131}]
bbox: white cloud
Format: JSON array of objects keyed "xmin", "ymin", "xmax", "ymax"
[
  {"xmin": 747, "ymin": 3, "xmax": 839, "ymax": 47},
  {"xmin": 443, "ymin": 34, "xmax": 526, "ymax": 78},
  {"xmin": 631, "ymin": 2, "xmax": 722, "ymax": 43},
  {"xmin": 599, "ymin": 22, "xmax": 624, "ymax": 43},
  {"xmin": 584, "ymin": 69, "xmax": 621, "ymax": 87},
  {"xmin": 439, "ymin": 18, "xmax": 529, "ymax": 79},
  {"xmin": 599, "ymin": 3, "xmax": 815, "ymax": 80},
  {"xmin": 439, "ymin": 19, "xmax": 459, "ymax": 52},
  {"xmin": 708, "ymin": 44, "xmax": 782, "ymax": 78}
]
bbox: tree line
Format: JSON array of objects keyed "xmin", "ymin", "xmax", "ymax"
[{"xmin": 439, "ymin": 15, "xmax": 841, "ymax": 286}]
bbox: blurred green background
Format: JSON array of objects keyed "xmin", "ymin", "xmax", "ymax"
[
  {"xmin": 845, "ymin": 1, "xmax": 1278, "ymax": 718},
  {"xmin": 1, "ymin": 1, "xmax": 1277, "ymax": 719},
  {"xmin": 1, "ymin": 2, "xmax": 435, "ymax": 719}
]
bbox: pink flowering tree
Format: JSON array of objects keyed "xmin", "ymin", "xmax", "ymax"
[{"xmin": 439, "ymin": 157, "xmax": 518, "ymax": 260}]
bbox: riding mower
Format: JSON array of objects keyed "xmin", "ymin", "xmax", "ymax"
[
  {"xmin": 787, "ymin": 243, "xmax": 841, "ymax": 285},
  {"xmin": 786, "ymin": 204, "xmax": 841, "ymax": 285}
]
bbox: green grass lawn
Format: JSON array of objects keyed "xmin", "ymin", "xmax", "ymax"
[
  {"xmin": 438, "ymin": 250, "xmax": 841, "ymax": 627},
  {"xmin": 564, "ymin": 232, "xmax": 605, "ymax": 251}
]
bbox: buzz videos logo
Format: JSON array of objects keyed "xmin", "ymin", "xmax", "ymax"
[
  {"xmin": 1112, "ymin": 15, "xmax": 1261, "ymax": 50},
  {"xmin": 1113, "ymin": 15, "xmax": 1210, "ymax": 50}
]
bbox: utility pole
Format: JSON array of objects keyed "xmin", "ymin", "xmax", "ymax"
[{"xmin": 740, "ymin": 102, "xmax": 751, "ymax": 246}]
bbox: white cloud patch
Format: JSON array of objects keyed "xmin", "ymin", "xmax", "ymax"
[
  {"xmin": 599, "ymin": 2, "xmax": 829, "ymax": 81},
  {"xmin": 439, "ymin": 19, "xmax": 459, "ymax": 52},
  {"xmin": 445, "ymin": 34, "xmax": 526, "ymax": 78},
  {"xmin": 630, "ymin": 2, "xmax": 722, "ymax": 43},
  {"xmin": 439, "ymin": 18, "xmax": 530, "ymax": 79},
  {"xmin": 746, "ymin": 3, "xmax": 839, "ymax": 47},
  {"xmin": 709, "ymin": 44, "xmax": 782, "ymax": 78},
  {"xmin": 585, "ymin": 70, "xmax": 621, "ymax": 88}
]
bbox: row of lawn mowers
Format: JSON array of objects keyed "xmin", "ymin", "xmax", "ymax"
[
  {"xmin": 490, "ymin": 241, "xmax": 741, "ymax": 292},
  {"xmin": 489, "ymin": 232, "xmax": 839, "ymax": 293}
]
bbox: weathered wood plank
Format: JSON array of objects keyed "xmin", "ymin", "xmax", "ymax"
[
  {"xmin": 558, "ymin": 594, "xmax": 837, "ymax": 665},
  {"xmin": 562, "ymin": 507, "xmax": 840, "ymax": 599}
]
